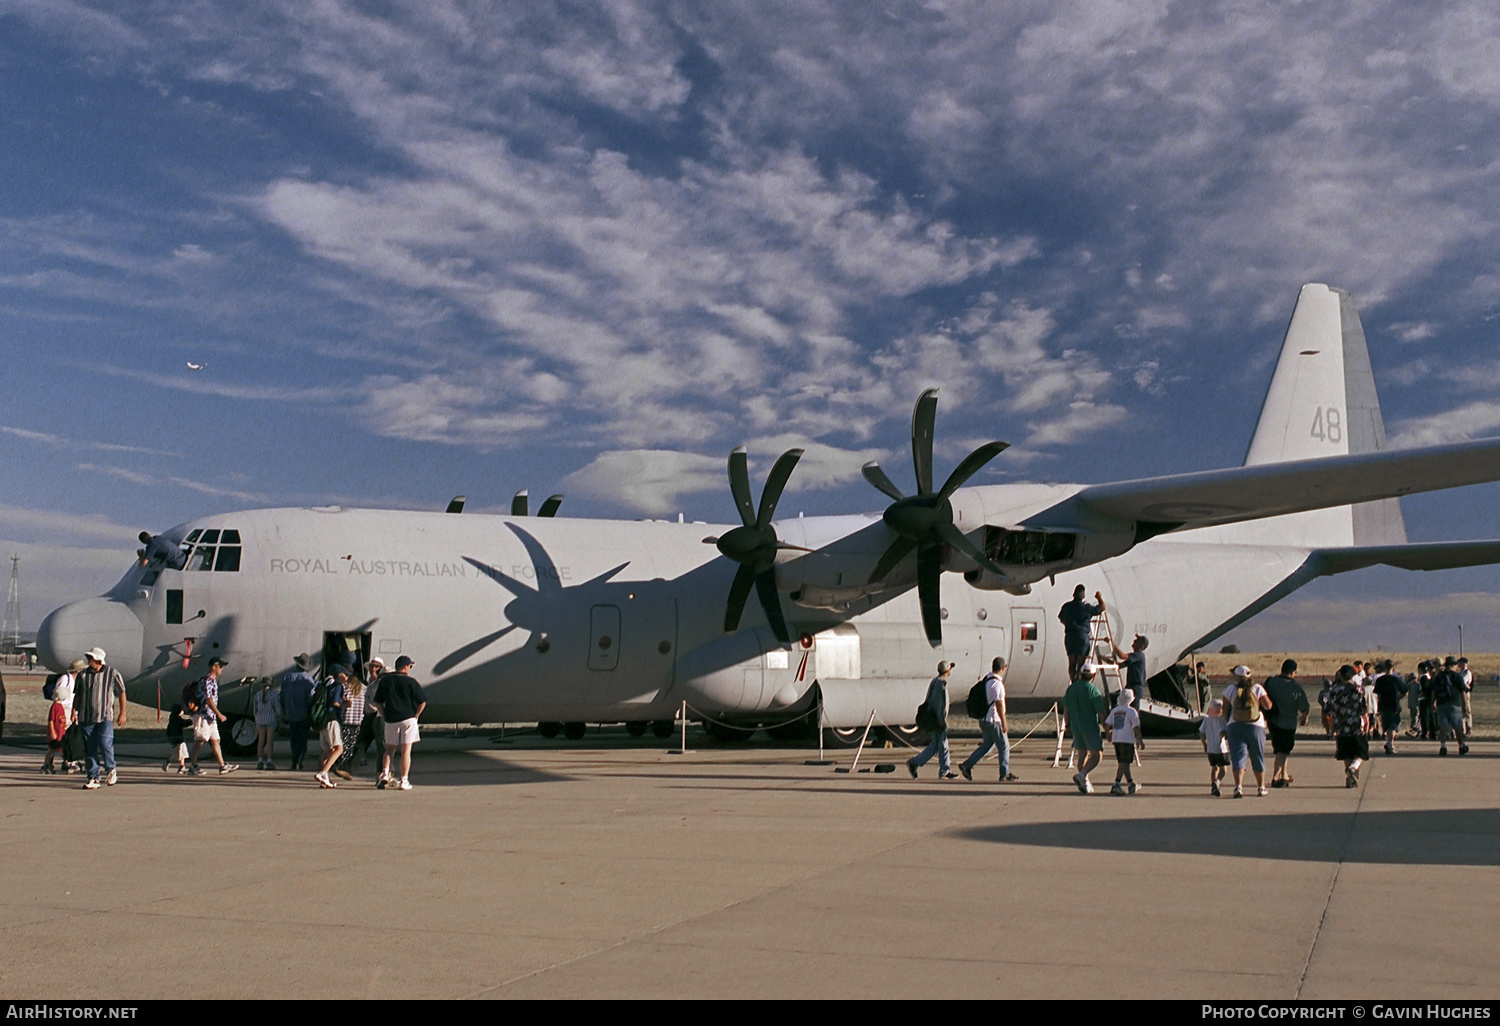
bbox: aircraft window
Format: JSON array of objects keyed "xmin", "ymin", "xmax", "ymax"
[
  {"xmin": 598, "ymin": 635, "xmax": 613, "ymax": 651},
  {"xmin": 166, "ymin": 590, "xmax": 183, "ymax": 624},
  {"xmin": 220, "ymin": 529, "xmax": 241, "ymax": 545},
  {"xmin": 186, "ymin": 545, "xmax": 215, "ymax": 572},
  {"xmin": 140, "ymin": 570, "xmax": 159, "ymax": 587},
  {"xmin": 214, "ymin": 546, "xmax": 241, "ymax": 572},
  {"xmin": 199, "ymin": 529, "xmax": 221, "ymax": 545},
  {"xmin": 1020, "ymin": 622, "xmax": 1038, "ymax": 641},
  {"xmin": 185, "ymin": 529, "xmax": 202, "ymax": 543}
]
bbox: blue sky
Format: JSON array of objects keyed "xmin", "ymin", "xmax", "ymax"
[{"xmin": 4, "ymin": 1, "xmax": 1500, "ymax": 651}]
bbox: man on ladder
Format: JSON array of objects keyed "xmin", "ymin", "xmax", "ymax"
[{"xmin": 1058, "ymin": 584, "xmax": 1107, "ymax": 683}]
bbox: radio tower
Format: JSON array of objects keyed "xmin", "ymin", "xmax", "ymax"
[{"xmin": 2, "ymin": 554, "xmax": 19, "ymax": 652}]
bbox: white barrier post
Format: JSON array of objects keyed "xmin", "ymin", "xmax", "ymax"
[
  {"xmin": 835, "ymin": 710, "xmax": 877, "ymax": 774},
  {"xmin": 804, "ymin": 700, "xmax": 834, "ymax": 766},
  {"xmin": 1053, "ymin": 702, "xmax": 1066, "ymax": 769},
  {"xmin": 668, "ymin": 700, "xmax": 693, "ymax": 755}
]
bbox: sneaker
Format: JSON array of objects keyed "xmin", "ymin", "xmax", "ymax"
[
  {"xmin": 334, "ymin": 769, "xmax": 353, "ymax": 781},
  {"xmin": 1257, "ymin": 786, "xmax": 1267, "ymax": 797},
  {"xmin": 958, "ymin": 764, "xmax": 972, "ymax": 781},
  {"xmin": 1002, "ymin": 773, "xmax": 1019, "ymax": 782},
  {"xmin": 1440, "ymin": 746, "xmax": 1448, "ymax": 756},
  {"xmin": 176, "ymin": 765, "xmax": 186, "ymax": 774},
  {"xmin": 1128, "ymin": 782, "xmax": 1139, "ymax": 795},
  {"xmin": 1460, "ymin": 744, "xmax": 1470, "ymax": 756},
  {"xmin": 162, "ymin": 760, "xmax": 171, "ymax": 773},
  {"xmin": 315, "ymin": 771, "xmax": 335, "ymax": 788},
  {"xmin": 942, "ymin": 771, "xmax": 959, "ymax": 779},
  {"xmin": 82, "ymin": 779, "xmax": 101, "ymax": 789},
  {"xmin": 1082, "ymin": 779, "xmax": 1094, "ymax": 794},
  {"xmin": 398, "ymin": 778, "xmax": 412, "ymax": 791},
  {"xmin": 1211, "ymin": 782, "xmax": 1221, "ymax": 797},
  {"xmin": 219, "ymin": 764, "xmax": 237, "ymax": 775},
  {"xmin": 189, "ymin": 765, "xmax": 206, "ymax": 776},
  {"xmin": 256, "ymin": 760, "xmax": 265, "ymax": 770},
  {"xmin": 1073, "ymin": 772, "xmax": 1087, "ymax": 794},
  {"xmin": 1233, "ymin": 787, "xmax": 1243, "ymax": 798},
  {"xmin": 1383, "ymin": 744, "xmax": 1394, "ymax": 756},
  {"xmin": 1110, "ymin": 783, "xmax": 1125, "ymax": 796},
  {"xmin": 376, "ymin": 773, "xmax": 388, "ymax": 790},
  {"xmin": 106, "ymin": 769, "xmax": 117, "ymax": 786},
  {"xmin": 906, "ymin": 760, "xmax": 918, "ymax": 779}
]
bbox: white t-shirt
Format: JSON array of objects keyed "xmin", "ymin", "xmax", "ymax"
[
  {"xmin": 1222, "ymin": 682, "xmax": 1268, "ymax": 723},
  {"xmin": 1106, "ymin": 703, "xmax": 1140, "ymax": 744},
  {"xmin": 983, "ymin": 674, "xmax": 1005, "ymax": 725},
  {"xmin": 1199, "ymin": 714, "xmax": 1229, "ymax": 754}
]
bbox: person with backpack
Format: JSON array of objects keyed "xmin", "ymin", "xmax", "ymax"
[
  {"xmin": 187, "ymin": 657, "xmax": 237, "ymax": 776},
  {"xmin": 1221, "ymin": 665, "xmax": 1271, "ymax": 798},
  {"xmin": 1324, "ymin": 664, "xmax": 1369, "ymax": 787},
  {"xmin": 312, "ymin": 666, "xmax": 347, "ymax": 788},
  {"xmin": 279, "ymin": 653, "xmax": 317, "ymax": 771},
  {"xmin": 907, "ymin": 661, "xmax": 956, "ymax": 780},
  {"xmin": 958, "ymin": 658, "xmax": 1017, "ymax": 782},
  {"xmin": 1434, "ymin": 656, "xmax": 1470, "ymax": 756}
]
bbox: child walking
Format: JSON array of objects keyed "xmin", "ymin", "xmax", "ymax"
[
  {"xmin": 1199, "ymin": 698, "xmax": 1230, "ymax": 796},
  {"xmin": 163, "ymin": 703, "xmax": 190, "ymax": 773},
  {"xmin": 1107, "ymin": 688, "xmax": 1143, "ymax": 795},
  {"xmin": 43, "ymin": 681, "xmax": 66, "ymax": 774}
]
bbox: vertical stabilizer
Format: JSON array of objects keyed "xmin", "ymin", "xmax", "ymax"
[{"xmin": 1236, "ymin": 284, "xmax": 1407, "ymax": 546}]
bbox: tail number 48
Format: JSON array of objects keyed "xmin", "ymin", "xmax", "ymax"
[{"xmin": 1310, "ymin": 406, "xmax": 1342, "ymax": 444}]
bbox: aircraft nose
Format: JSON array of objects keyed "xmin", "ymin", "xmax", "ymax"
[{"xmin": 37, "ymin": 598, "xmax": 144, "ymax": 677}]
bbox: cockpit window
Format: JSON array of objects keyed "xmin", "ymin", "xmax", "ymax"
[{"xmin": 180, "ymin": 527, "xmax": 242, "ymax": 572}]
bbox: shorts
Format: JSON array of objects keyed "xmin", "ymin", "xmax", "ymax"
[
  {"xmin": 173, "ymin": 741, "xmax": 188, "ymax": 761},
  {"xmin": 1380, "ymin": 709, "xmax": 1401, "ymax": 734},
  {"xmin": 1225, "ymin": 721, "xmax": 1265, "ymax": 773},
  {"xmin": 1335, "ymin": 734, "xmax": 1370, "ymax": 762},
  {"xmin": 385, "ymin": 717, "xmax": 421, "ymax": 747},
  {"xmin": 320, "ymin": 720, "xmax": 343, "ymax": 750},
  {"xmin": 1065, "ymin": 639, "xmax": 1090, "ymax": 658},
  {"xmin": 1206, "ymin": 753, "xmax": 1230, "ymax": 768},
  {"xmin": 254, "ymin": 717, "xmax": 278, "ymax": 730},
  {"xmin": 1268, "ymin": 725, "xmax": 1297, "ymax": 754},
  {"xmin": 1113, "ymin": 742, "xmax": 1136, "ymax": 764},
  {"xmin": 1437, "ymin": 704, "xmax": 1465, "ymax": 734},
  {"xmin": 191, "ymin": 715, "xmax": 220, "ymax": 743}
]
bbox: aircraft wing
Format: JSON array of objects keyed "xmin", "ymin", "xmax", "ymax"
[{"xmin": 1023, "ymin": 436, "xmax": 1500, "ymax": 534}]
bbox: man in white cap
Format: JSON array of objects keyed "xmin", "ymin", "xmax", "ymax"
[
  {"xmin": 71, "ymin": 647, "xmax": 125, "ymax": 789},
  {"xmin": 1063, "ymin": 661, "xmax": 1107, "ymax": 793},
  {"xmin": 907, "ymin": 660, "xmax": 957, "ymax": 780}
]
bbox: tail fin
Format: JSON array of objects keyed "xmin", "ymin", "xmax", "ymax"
[{"xmin": 1237, "ymin": 283, "xmax": 1407, "ymax": 546}]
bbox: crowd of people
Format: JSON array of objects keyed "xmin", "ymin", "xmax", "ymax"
[{"xmin": 41, "ymin": 647, "xmax": 428, "ymax": 791}]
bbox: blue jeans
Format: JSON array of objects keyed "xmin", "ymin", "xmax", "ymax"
[
  {"xmin": 910, "ymin": 728, "xmax": 950, "ymax": 775},
  {"xmin": 82, "ymin": 721, "xmax": 115, "ymax": 780},
  {"xmin": 962, "ymin": 720, "xmax": 1009, "ymax": 777}
]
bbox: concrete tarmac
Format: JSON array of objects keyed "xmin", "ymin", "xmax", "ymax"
[{"xmin": 1, "ymin": 730, "xmax": 1496, "ymax": 999}]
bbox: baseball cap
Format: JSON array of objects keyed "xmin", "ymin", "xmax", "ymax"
[
  {"xmin": 1231, "ymin": 664, "xmax": 1251, "ymax": 678},
  {"xmin": 1080, "ymin": 661, "xmax": 1098, "ymax": 674},
  {"xmin": 208, "ymin": 656, "xmax": 228, "ymax": 668},
  {"xmin": 395, "ymin": 655, "xmax": 414, "ymax": 670}
]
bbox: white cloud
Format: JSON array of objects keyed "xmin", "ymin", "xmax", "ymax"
[
  {"xmin": 1389, "ymin": 401, "xmax": 1500, "ymax": 448},
  {"xmin": 561, "ymin": 450, "xmax": 725, "ymax": 516}
]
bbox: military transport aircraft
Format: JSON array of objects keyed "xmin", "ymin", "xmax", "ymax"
[{"xmin": 36, "ymin": 284, "xmax": 1500, "ymax": 749}]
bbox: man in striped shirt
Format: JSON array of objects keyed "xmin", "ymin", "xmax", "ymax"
[{"xmin": 72, "ymin": 646, "xmax": 126, "ymax": 789}]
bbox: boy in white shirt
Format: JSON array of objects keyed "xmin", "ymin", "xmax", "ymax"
[
  {"xmin": 1106, "ymin": 689, "xmax": 1143, "ymax": 795},
  {"xmin": 1199, "ymin": 698, "xmax": 1230, "ymax": 796}
]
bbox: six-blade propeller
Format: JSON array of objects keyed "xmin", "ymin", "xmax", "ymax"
[
  {"xmin": 707, "ymin": 446, "xmax": 806, "ymax": 645},
  {"xmin": 860, "ymin": 388, "xmax": 1012, "ymax": 647}
]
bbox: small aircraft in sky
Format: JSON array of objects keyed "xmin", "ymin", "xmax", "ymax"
[
  {"xmin": 37, "ymin": 284, "xmax": 1500, "ymax": 749},
  {"xmin": 185, "ymin": 362, "xmax": 205, "ymax": 371}
]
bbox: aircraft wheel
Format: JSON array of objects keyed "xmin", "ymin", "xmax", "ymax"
[
  {"xmin": 223, "ymin": 715, "xmax": 258, "ymax": 756},
  {"xmin": 881, "ymin": 724, "xmax": 927, "ymax": 746},
  {"xmin": 536, "ymin": 721, "xmax": 561, "ymax": 739},
  {"xmin": 625, "ymin": 721, "xmax": 648, "ymax": 737},
  {"xmin": 562, "ymin": 721, "xmax": 587, "ymax": 740},
  {"xmin": 650, "ymin": 720, "xmax": 674, "ymax": 738},
  {"xmin": 822, "ymin": 725, "xmax": 869, "ymax": 748},
  {"xmin": 706, "ymin": 722, "xmax": 757, "ymax": 742}
]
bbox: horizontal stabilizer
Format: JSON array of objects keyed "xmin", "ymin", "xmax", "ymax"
[
  {"xmin": 1025, "ymin": 436, "xmax": 1500, "ymax": 536},
  {"xmin": 1181, "ymin": 538, "xmax": 1500, "ymax": 654}
]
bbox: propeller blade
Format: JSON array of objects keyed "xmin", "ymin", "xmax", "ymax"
[
  {"xmin": 936, "ymin": 521, "xmax": 1012, "ymax": 581},
  {"xmin": 755, "ymin": 568, "xmax": 791, "ymax": 645},
  {"xmin": 911, "ymin": 388, "xmax": 938, "ymax": 495},
  {"xmin": 862, "ymin": 461, "xmax": 906, "ymax": 501},
  {"xmin": 755, "ymin": 448, "xmax": 804, "ymax": 530},
  {"xmin": 446, "ymin": 495, "xmax": 466, "ymax": 514},
  {"xmin": 724, "ymin": 564, "xmax": 756, "ymax": 634},
  {"xmin": 869, "ymin": 536, "xmax": 917, "ymax": 583},
  {"xmin": 937, "ymin": 441, "xmax": 1009, "ymax": 499},
  {"xmin": 538, "ymin": 494, "xmax": 563, "ymax": 517},
  {"xmin": 917, "ymin": 544, "xmax": 944, "ymax": 647},
  {"xmin": 511, "ymin": 490, "xmax": 529, "ymax": 517},
  {"xmin": 727, "ymin": 446, "xmax": 756, "ymax": 528},
  {"xmin": 775, "ymin": 541, "xmax": 815, "ymax": 552}
]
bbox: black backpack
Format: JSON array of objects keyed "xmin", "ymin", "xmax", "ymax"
[
  {"xmin": 183, "ymin": 680, "xmax": 203, "ymax": 714},
  {"xmin": 965, "ymin": 678, "xmax": 991, "ymax": 720},
  {"xmin": 915, "ymin": 701, "xmax": 936, "ymax": 732},
  {"xmin": 308, "ymin": 681, "xmax": 331, "ymax": 728},
  {"xmin": 1432, "ymin": 671, "xmax": 1455, "ymax": 704}
]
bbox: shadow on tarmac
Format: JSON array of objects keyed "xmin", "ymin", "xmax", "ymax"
[{"xmin": 956, "ymin": 808, "xmax": 1500, "ymax": 865}]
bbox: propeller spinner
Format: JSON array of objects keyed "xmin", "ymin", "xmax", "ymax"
[
  {"xmin": 861, "ymin": 388, "xmax": 1012, "ymax": 647},
  {"xmin": 708, "ymin": 446, "xmax": 805, "ymax": 645}
]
